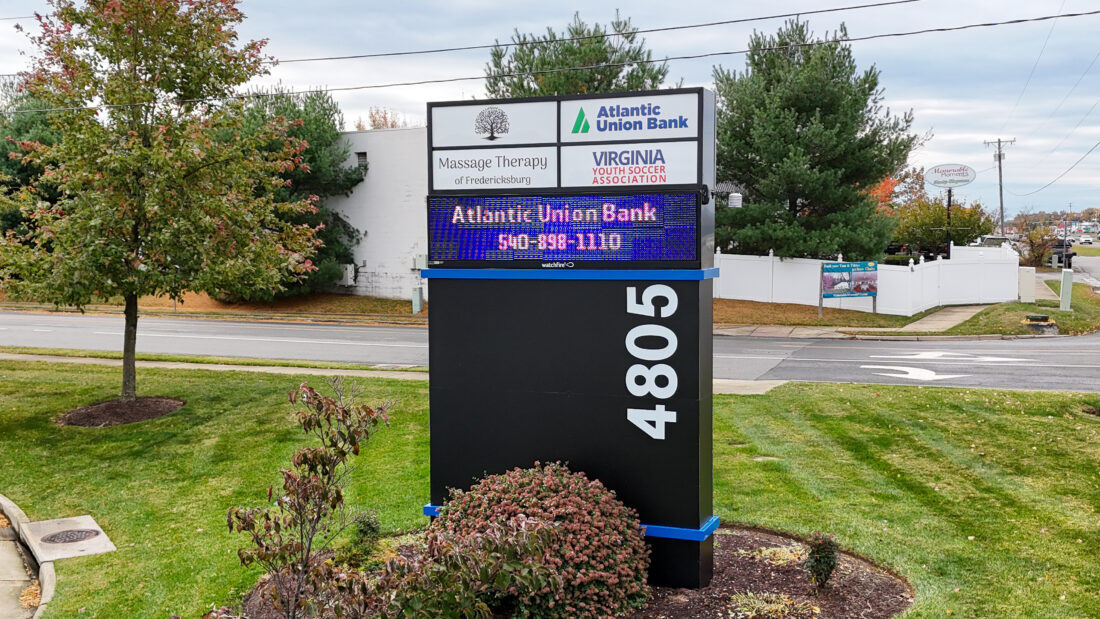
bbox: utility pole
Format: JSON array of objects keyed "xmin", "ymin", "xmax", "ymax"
[{"xmin": 984, "ymin": 138, "xmax": 1015, "ymax": 234}]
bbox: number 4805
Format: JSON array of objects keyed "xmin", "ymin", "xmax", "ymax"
[{"xmin": 625, "ymin": 285, "xmax": 678, "ymax": 439}]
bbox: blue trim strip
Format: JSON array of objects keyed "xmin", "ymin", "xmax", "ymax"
[
  {"xmin": 423, "ymin": 505, "xmax": 719, "ymax": 541},
  {"xmin": 421, "ymin": 268, "xmax": 719, "ymax": 281},
  {"xmin": 641, "ymin": 516, "xmax": 721, "ymax": 542}
]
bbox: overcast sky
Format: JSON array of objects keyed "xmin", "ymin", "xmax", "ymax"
[{"xmin": 2, "ymin": 0, "xmax": 1098, "ymax": 220}]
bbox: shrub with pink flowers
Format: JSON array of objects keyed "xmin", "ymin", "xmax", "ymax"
[{"xmin": 433, "ymin": 461, "xmax": 650, "ymax": 618}]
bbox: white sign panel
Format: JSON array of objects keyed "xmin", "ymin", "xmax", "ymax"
[
  {"xmin": 432, "ymin": 147, "xmax": 558, "ymax": 191},
  {"xmin": 926, "ymin": 163, "xmax": 977, "ymax": 188},
  {"xmin": 431, "ymin": 101, "xmax": 557, "ymax": 148},
  {"xmin": 560, "ymin": 93, "xmax": 699, "ymax": 143},
  {"xmin": 560, "ymin": 141, "xmax": 699, "ymax": 187}
]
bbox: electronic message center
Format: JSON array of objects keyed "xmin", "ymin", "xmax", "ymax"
[
  {"xmin": 424, "ymin": 88, "xmax": 717, "ymax": 588},
  {"xmin": 428, "ymin": 192, "xmax": 699, "ymax": 265}
]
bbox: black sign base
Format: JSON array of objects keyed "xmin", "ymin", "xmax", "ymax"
[
  {"xmin": 428, "ymin": 275, "xmax": 714, "ymax": 588},
  {"xmin": 649, "ymin": 537, "xmax": 714, "ymax": 589}
]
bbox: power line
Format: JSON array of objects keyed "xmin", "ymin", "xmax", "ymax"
[
  {"xmin": 1031, "ymin": 94, "xmax": 1100, "ymax": 167},
  {"xmin": 0, "ymin": 16, "xmax": 34, "ymax": 21},
  {"xmin": 1007, "ymin": 139, "xmax": 1095, "ymax": 197},
  {"xmin": 13, "ymin": 8, "xmax": 1100, "ymax": 114},
  {"xmin": 1000, "ymin": 0, "xmax": 1065, "ymax": 132},
  {"xmin": 1026, "ymin": 44, "xmax": 1100, "ymax": 145},
  {"xmin": 270, "ymin": 0, "xmax": 921, "ymax": 65}
]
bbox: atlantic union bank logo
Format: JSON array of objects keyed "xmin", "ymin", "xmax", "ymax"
[
  {"xmin": 572, "ymin": 108, "xmax": 590, "ymax": 134},
  {"xmin": 572, "ymin": 103, "xmax": 688, "ymax": 134}
]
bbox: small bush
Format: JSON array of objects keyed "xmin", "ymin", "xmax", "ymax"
[
  {"xmin": 729, "ymin": 592, "xmax": 818, "ymax": 619},
  {"xmin": 333, "ymin": 510, "xmax": 383, "ymax": 569},
  {"xmin": 804, "ymin": 531, "xmax": 839, "ymax": 588},
  {"xmin": 370, "ymin": 517, "xmax": 561, "ymax": 618},
  {"xmin": 433, "ymin": 461, "xmax": 650, "ymax": 618}
]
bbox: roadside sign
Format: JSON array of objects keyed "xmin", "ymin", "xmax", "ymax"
[{"xmin": 926, "ymin": 164, "xmax": 976, "ymax": 188}]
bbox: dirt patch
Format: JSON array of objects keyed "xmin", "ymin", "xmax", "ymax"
[
  {"xmin": 1082, "ymin": 406, "xmax": 1099, "ymax": 417},
  {"xmin": 58, "ymin": 397, "xmax": 184, "ymax": 427},
  {"xmin": 627, "ymin": 526, "xmax": 912, "ymax": 618},
  {"xmin": 137, "ymin": 291, "xmax": 422, "ymax": 317}
]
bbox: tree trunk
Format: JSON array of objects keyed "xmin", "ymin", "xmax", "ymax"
[{"xmin": 122, "ymin": 293, "xmax": 138, "ymax": 402}]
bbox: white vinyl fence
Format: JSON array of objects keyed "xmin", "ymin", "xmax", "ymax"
[{"xmin": 713, "ymin": 244, "xmax": 1020, "ymax": 316}]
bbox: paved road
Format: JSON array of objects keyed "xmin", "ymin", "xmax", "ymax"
[
  {"xmin": 1076, "ymin": 255, "xmax": 1100, "ymax": 287},
  {"xmin": 1, "ymin": 311, "xmax": 1098, "ymax": 392}
]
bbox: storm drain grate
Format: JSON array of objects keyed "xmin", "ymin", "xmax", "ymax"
[{"xmin": 41, "ymin": 529, "xmax": 101, "ymax": 544}]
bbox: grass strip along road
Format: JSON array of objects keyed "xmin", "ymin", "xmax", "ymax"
[{"xmin": 1, "ymin": 363, "xmax": 1097, "ymax": 617}]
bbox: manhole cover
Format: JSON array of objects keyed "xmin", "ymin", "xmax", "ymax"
[{"xmin": 41, "ymin": 529, "xmax": 100, "ymax": 544}]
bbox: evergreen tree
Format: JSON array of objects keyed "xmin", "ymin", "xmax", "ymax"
[
  {"xmin": 239, "ymin": 89, "xmax": 365, "ymax": 298},
  {"xmin": 713, "ymin": 20, "xmax": 917, "ymax": 260},
  {"xmin": 485, "ymin": 12, "xmax": 669, "ymax": 98}
]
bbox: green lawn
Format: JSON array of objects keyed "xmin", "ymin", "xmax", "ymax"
[
  {"xmin": 1074, "ymin": 245, "xmax": 1100, "ymax": 257},
  {"xmin": 941, "ymin": 281, "xmax": 1100, "ymax": 336},
  {"xmin": 1, "ymin": 364, "xmax": 1098, "ymax": 617}
]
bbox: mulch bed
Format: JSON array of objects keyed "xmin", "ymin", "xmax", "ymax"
[
  {"xmin": 231, "ymin": 525, "xmax": 911, "ymax": 618},
  {"xmin": 57, "ymin": 397, "xmax": 184, "ymax": 427},
  {"xmin": 628, "ymin": 526, "xmax": 912, "ymax": 618}
]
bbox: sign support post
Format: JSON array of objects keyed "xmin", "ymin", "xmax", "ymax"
[{"xmin": 818, "ymin": 263, "xmax": 825, "ymax": 318}]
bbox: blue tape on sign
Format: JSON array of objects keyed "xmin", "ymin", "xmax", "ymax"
[
  {"xmin": 422, "ymin": 505, "xmax": 720, "ymax": 542},
  {"xmin": 641, "ymin": 516, "xmax": 721, "ymax": 542},
  {"xmin": 421, "ymin": 268, "xmax": 719, "ymax": 281}
]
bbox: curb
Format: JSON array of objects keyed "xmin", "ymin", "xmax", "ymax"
[
  {"xmin": 0, "ymin": 494, "xmax": 55, "ymax": 619},
  {"xmin": 847, "ymin": 333, "xmax": 1067, "ymax": 341},
  {"xmin": 0, "ymin": 303, "xmax": 428, "ymax": 327}
]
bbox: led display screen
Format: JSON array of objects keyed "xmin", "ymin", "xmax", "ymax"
[{"xmin": 428, "ymin": 192, "xmax": 698, "ymax": 266}]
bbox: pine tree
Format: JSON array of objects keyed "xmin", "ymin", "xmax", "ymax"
[
  {"xmin": 485, "ymin": 12, "xmax": 669, "ymax": 98},
  {"xmin": 713, "ymin": 20, "xmax": 917, "ymax": 260}
]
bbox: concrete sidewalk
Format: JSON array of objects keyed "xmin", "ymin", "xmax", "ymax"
[
  {"xmin": 1034, "ymin": 275, "xmax": 1059, "ymax": 301},
  {"xmin": 714, "ymin": 303, "xmax": 991, "ymax": 339},
  {"xmin": 0, "ymin": 519, "xmax": 35, "ymax": 619},
  {"xmin": 848, "ymin": 305, "xmax": 990, "ymax": 334}
]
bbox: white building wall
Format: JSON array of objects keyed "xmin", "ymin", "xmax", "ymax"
[
  {"xmin": 713, "ymin": 244, "xmax": 1020, "ymax": 316},
  {"xmin": 326, "ymin": 127, "xmax": 429, "ymax": 300}
]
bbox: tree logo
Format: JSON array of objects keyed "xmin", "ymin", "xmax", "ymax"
[
  {"xmin": 474, "ymin": 106, "xmax": 509, "ymax": 141},
  {"xmin": 572, "ymin": 108, "xmax": 590, "ymax": 134}
]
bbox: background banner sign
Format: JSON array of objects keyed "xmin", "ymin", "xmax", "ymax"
[
  {"xmin": 560, "ymin": 141, "xmax": 699, "ymax": 188},
  {"xmin": 822, "ymin": 261, "xmax": 878, "ymax": 298},
  {"xmin": 428, "ymin": 192, "xmax": 698, "ymax": 265},
  {"xmin": 432, "ymin": 147, "xmax": 558, "ymax": 191},
  {"xmin": 430, "ymin": 101, "xmax": 557, "ymax": 148}
]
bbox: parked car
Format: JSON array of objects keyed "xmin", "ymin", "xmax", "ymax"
[
  {"xmin": 1080, "ymin": 235, "xmax": 1094, "ymax": 245},
  {"xmin": 1051, "ymin": 238, "xmax": 1076, "ymax": 268}
]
